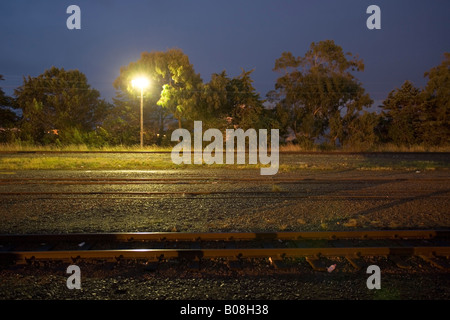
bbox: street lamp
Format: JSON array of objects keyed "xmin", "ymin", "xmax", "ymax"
[{"xmin": 131, "ymin": 77, "xmax": 150, "ymax": 148}]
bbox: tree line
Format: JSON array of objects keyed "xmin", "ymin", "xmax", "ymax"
[{"xmin": 1, "ymin": 40, "xmax": 448, "ymax": 149}]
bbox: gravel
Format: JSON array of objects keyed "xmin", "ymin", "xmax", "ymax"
[{"xmin": 1, "ymin": 257, "xmax": 449, "ymax": 300}]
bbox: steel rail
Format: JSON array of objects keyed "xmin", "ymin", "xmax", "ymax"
[
  {"xmin": 1, "ymin": 230, "xmax": 449, "ymax": 264},
  {"xmin": 2, "ymin": 247, "xmax": 450, "ymax": 263},
  {"xmin": 1, "ymin": 229, "xmax": 449, "ymax": 242}
]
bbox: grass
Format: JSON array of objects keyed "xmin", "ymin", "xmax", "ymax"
[
  {"xmin": 0, "ymin": 143, "xmax": 174, "ymax": 152},
  {"xmin": 357, "ymin": 160, "xmax": 447, "ymax": 171},
  {"xmin": 0, "ymin": 155, "xmax": 447, "ymax": 171},
  {"xmin": 1, "ymin": 142, "xmax": 449, "ymax": 153},
  {"xmin": 277, "ymin": 143, "xmax": 450, "ymax": 153},
  {"xmin": 0, "ymin": 156, "xmax": 185, "ymax": 170},
  {"xmin": 0, "ymin": 143, "xmax": 448, "ymax": 171},
  {"xmin": 0, "ymin": 155, "xmax": 278, "ymax": 171},
  {"xmin": 367, "ymin": 143, "xmax": 450, "ymax": 153}
]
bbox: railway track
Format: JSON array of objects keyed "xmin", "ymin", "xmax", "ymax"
[
  {"xmin": 0, "ymin": 192, "xmax": 447, "ymax": 201},
  {"xmin": 1, "ymin": 230, "xmax": 450, "ymax": 270},
  {"xmin": 1, "ymin": 176, "xmax": 448, "ymax": 200},
  {"xmin": 1, "ymin": 176, "xmax": 448, "ymax": 183},
  {"xmin": 1, "ymin": 172, "xmax": 449, "ymax": 270}
]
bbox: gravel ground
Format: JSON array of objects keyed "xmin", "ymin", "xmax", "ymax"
[
  {"xmin": 0, "ymin": 169, "xmax": 448, "ymax": 234},
  {"xmin": 1, "ymin": 256, "xmax": 450, "ymax": 300},
  {"xmin": 0, "ymin": 153, "xmax": 449, "ymax": 303}
]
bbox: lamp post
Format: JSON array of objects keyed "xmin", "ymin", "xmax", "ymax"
[{"xmin": 131, "ymin": 77, "xmax": 149, "ymax": 148}]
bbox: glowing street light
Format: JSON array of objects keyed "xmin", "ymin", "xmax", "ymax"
[{"xmin": 132, "ymin": 77, "xmax": 150, "ymax": 148}]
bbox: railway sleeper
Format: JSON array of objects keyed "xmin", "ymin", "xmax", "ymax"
[
  {"xmin": 305, "ymin": 256, "xmax": 328, "ymax": 272},
  {"xmin": 389, "ymin": 255, "xmax": 412, "ymax": 269},
  {"xmin": 345, "ymin": 256, "xmax": 363, "ymax": 270},
  {"xmin": 418, "ymin": 255, "xmax": 449, "ymax": 270},
  {"xmin": 268, "ymin": 257, "xmax": 290, "ymax": 269}
]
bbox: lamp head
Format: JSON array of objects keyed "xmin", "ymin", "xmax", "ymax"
[{"xmin": 131, "ymin": 77, "xmax": 150, "ymax": 89}]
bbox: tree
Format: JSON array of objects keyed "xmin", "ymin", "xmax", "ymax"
[
  {"xmin": 268, "ymin": 40, "xmax": 373, "ymax": 147},
  {"xmin": 14, "ymin": 67, "xmax": 110, "ymax": 143},
  {"xmin": 380, "ymin": 81, "xmax": 423, "ymax": 146},
  {"xmin": 197, "ymin": 71, "xmax": 231, "ymax": 129},
  {"xmin": 341, "ymin": 111, "xmax": 380, "ymax": 150},
  {"xmin": 113, "ymin": 48, "xmax": 203, "ymax": 134},
  {"xmin": 420, "ymin": 53, "xmax": 450, "ymax": 145},
  {"xmin": 0, "ymin": 75, "xmax": 18, "ymax": 128},
  {"xmin": 197, "ymin": 69, "xmax": 268, "ymax": 131},
  {"xmin": 101, "ymin": 91, "xmax": 142, "ymax": 145},
  {"xmin": 227, "ymin": 69, "xmax": 266, "ymax": 130},
  {"xmin": 379, "ymin": 53, "xmax": 449, "ymax": 147},
  {"xmin": 0, "ymin": 75, "xmax": 19, "ymax": 143}
]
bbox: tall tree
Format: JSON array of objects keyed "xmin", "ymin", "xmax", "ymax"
[
  {"xmin": 381, "ymin": 81, "xmax": 423, "ymax": 146},
  {"xmin": 269, "ymin": 40, "xmax": 373, "ymax": 146},
  {"xmin": 198, "ymin": 71, "xmax": 231, "ymax": 129},
  {"xmin": 420, "ymin": 53, "xmax": 450, "ymax": 145},
  {"xmin": 14, "ymin": 67, "xmax": 110, "ymax": 143},
  {"xmin": 198, "ymin": 69, "xmax": 267, "ymax": 131},
  {"xmin": 0, "ymin": 75, "xmax": 18, "ymax": 128},
  {"xmin": 113, "ymin": 48, "xmax": 203, "ymax": 132},
  {"xmin": 340, "ymin": 111, "xmax": 380, "ymax": 149},
  {"xmin": 224, "ymin": 69, "xmax": 265, "ymax": 130}
]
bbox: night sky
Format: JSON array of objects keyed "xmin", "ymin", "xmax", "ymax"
[{"xmin": 1, "ymin": 0, "xmax": 449, "ymax": 110}]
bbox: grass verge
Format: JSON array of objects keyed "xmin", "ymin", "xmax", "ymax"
[
  {"xmin": 0, "ymin": 154, "xmax": 447, "ymax": 171},
  {"xmin": 1, "ymin": 142, "xmax": 449, "ymax": 153}
]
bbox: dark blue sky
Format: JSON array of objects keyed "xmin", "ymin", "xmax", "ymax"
[{"xmin": 1, "ymin": 0, "xmax": 449, "ymax": 110}]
